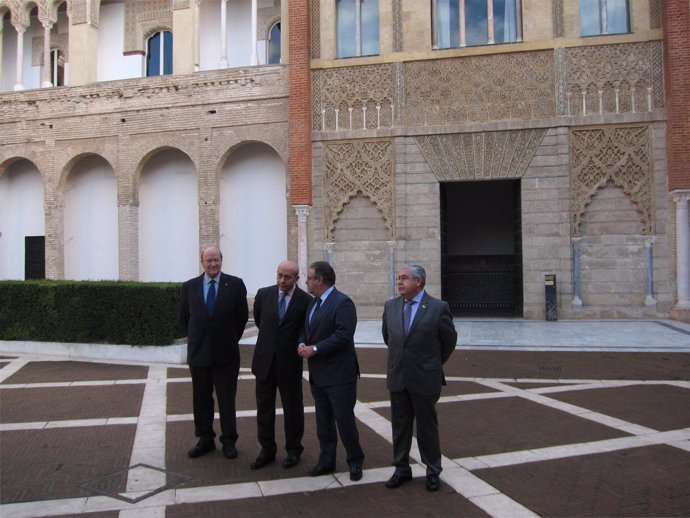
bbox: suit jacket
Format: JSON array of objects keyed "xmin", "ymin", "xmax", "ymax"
[
  {"xmin": 299, "ymin": 287, "xmax": 359, "ymax": 388},
  {"xmin": 251, "ymin": 284, "xmax": 311, "ymax": 384},
  {"xmin": 178, "ymin": 272, "xmax": 249, "ymax": 368},
  {"xmin": 382, "ymin": 292, "xmax": 457, "ymax": 395}
]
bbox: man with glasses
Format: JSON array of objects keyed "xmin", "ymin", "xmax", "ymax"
[{"xmin": 382, "ymin": 264, "xmax": 457, "ymax": 492}]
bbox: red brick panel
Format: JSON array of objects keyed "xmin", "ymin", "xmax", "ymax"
[
  {"xmin": 288, "ymin": 0, "xmax": 313, "ymax": 205},
  {"xmin": 663, "ymin": 0, "xmax": 690, "ymax": 191}
]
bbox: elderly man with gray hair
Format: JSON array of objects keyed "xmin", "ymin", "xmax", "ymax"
[{"xmin": 381, "ymin": 264, "xmax": 457, "ymax": 492}]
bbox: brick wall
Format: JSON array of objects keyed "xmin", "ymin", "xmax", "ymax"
[
  {"xmin": 288, "ymin": 0, "xmax": 312, "ymax": 205},
  {"xmin": 662, "ymin": 0, "xmax": 690, "ymax": 191}
]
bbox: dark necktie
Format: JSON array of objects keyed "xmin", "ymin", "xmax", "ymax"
[
  {"xmin": 310, "ymin": 297, "xmax": 321, "ymax": 324},
  {"xmin": 403, "ymin": 300, "xmax": 416, "ymax": 335},
  {"xmin": 278, "ymin": 291, "xmax": 287, "ymax": 321},
  {"xmin": 206, "ymin": 279, "xmax": 216, "ymax": 315}
]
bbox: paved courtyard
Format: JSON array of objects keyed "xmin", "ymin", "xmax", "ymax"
[{"xmin": 1, "ymin": 319, "xmax": 690, "ymax": 517}]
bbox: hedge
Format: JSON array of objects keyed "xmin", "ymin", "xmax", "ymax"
[{"xmin": 0, "ymin": 280, "xmax": 185, "ymax": 346}]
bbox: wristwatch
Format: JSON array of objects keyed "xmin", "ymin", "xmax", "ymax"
[{"xmin": 312, "ymin": 346, "xmax": 318, "ymax": 353}]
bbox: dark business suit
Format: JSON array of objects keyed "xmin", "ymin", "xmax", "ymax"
[
  {"xmin": 252, "ymin": 284, "xmax": 311, "ymax": 458},
  {"xmin": 179, "ymin": 272, "xmax": 248, "ymax": 446},
  {"xmin": 382, "ymin": 291, "xmax": 457, "ymax": 476},
  {"xmin": 300, "ymin": 288, "xmax": 365, "ymax": 470}
]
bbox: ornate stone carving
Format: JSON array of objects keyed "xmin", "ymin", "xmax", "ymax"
[
  {"xmin": 323, "ymin": 139, "xmax": 394, "ymax": 240},
  {"xmin": 124, "ymin": 0, "xmax": 172, "ymax": 54},
  {"xmin": 404, "ymin": 51, "xmax": 555, "ymax": 125},
  {"xmin": 565, "ymin": 42, "xmax": 664, "ymax": 114},
  {"xmin": 392, "ymin": 0, "xmax": 402, "ymax": 52},
  {"xmin": 311, "ymin": 0, "xmax": 320, "ymax": 59},
  {"xmin": 415, "ymin": 129, "xmax": 547, "ymax": 182},
  {"xmin": 554, "ymin": 47, "xmax": 567, "ymax": 116},
  {"xmin": 31, "ymin": 32, "xmax": 68, "ymax": 65},
  {"xmin": 571, "ymin": 126, "xmax": 653, "ymax": 236},
  {"xmin": 552, "ymin": 0, "xmax": 564, "ymax": 38},
  {"xmin": 258, "ymin": 6, "xmax": 280, "ymax": 40},
  {"xmin": 313, "ymin": 64, "xmax": 395, "ymax": 130},
  {"xmin": 70, "ymin": 0, "xmax": 98, "ymax": 26},
  {"xmin": 649, "ymin": 0, "xmax": 661, "ymax": 29}
]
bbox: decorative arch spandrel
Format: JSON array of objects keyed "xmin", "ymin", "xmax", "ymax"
[
  {"xmin": 323, "ymin": 139, "xmax": 394, "ymax": 241},
  {"xmin": 570, "ymin": 126, "xmax": 653, "ymax": 236}
]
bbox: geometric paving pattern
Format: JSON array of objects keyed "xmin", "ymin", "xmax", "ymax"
[{"xmin": 1, "ymin": 346, "xmax": 690, "ymax": 517}]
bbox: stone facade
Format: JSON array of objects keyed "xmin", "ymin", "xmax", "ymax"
[{"xmin": 1, "ymin": 0, "xmax": 687, "ymax": 321}]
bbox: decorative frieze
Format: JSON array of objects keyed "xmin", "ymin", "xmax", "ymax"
[
  {"xmin": 404, "ymin": 51, "xmax": 555, "ymax": 125},
  {"xmin": 565, "ymin": 42, "xmax": 664, "ymax": 115}
]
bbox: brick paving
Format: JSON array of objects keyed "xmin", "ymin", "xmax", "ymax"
[{"xmin": 1, "ymin": 344, "xmax": 689, "ymax": 517}]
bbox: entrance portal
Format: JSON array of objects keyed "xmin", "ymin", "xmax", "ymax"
[{"xmin": 441, "ymin": 180, "xmax": 523, "ymax": 317}]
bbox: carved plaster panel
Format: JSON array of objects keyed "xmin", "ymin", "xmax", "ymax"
[
  {"xmin": 70, "ymin": 0, "xmax": 98, "ymax": 26},
  {"xmin": 31, "ymin": 32, "xmax": 68, "ymax": 65},
  {"xmin": 570, "ymin": 126, "xmax": 653, "ymax": 236},
  {"xmin": 311, "ymin": 0, "xmax": 320, "ymax": 59},
  {"xmin": 415, "ymin": 129, "xmax": 547, "ymax": 182},
  {"xmin": 323, "ymin": 139, "xmax": 394, "ymax": 240},
  {"xmin": 312, "ymin": 64, "xmax": 395, "ymax": 130},
  {"xmin": 258, "ymin": 6, "xmax": 280, "ymax": 39},
  {"xmin": 404, "ymin": 51, "xmax": 555, "ymax": 125},
  {"xmin": 565, "ymin": 42, "xmax": 664, "ymax": 114},
  {"xmin": 124, "ymin": 0, "xmax": 172, "ymax": 54}
]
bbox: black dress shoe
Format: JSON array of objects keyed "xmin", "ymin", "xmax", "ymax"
[
  {"xmin": 222, "ymin": 443, "xmax": 238, "ymax": 459},
  {"xmin": 188, "ymin": 439, "xmax": 215, "ymax": 458},
  {"xmin": 307, "ymin": 465, "xmax": 335, "ymax": 477},
  {"xmin": 349, "ymin": 466, "xmax": 363, "ymax": 481},
  {"xmin": 385, "ymin": 473, "xmax": 412, "ymax": 489},
  {"xmin": 250, "ymin": 454, "xmax": 275, "ymax": 470},
  {"xmin": 282, "ymin": 454, "xmax": 301, "ymax": 469},
  {"xmin": 426, "ymin": 474, "xmax": 441, "ymax": 492}
]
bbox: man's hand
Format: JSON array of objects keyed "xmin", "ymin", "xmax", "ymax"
[{"xmin": 298, "ymin": 343, "xmax": 316, "ymax": 358}]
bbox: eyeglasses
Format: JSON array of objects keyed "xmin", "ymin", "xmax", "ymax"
[{"xmin": 397, "ymin": 275, "xmax": 415, "ymax": 281}]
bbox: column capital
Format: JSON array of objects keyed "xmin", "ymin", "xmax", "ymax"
[
  {"xmin": 386, "ymin": 240, "xmax": 396, "ymax": 250},
  {"xmin": 12, "ymin": 22, "xmax": 28, "ymax": 34},
  {"xmin": 324, "ymin": 241, "xmax": 334, "ymax": 253},
  {"xmin": 671, "ymin": 189, "xmax": 690, "ymax": 206},
  {"xmin": 294, "ymin": 205, "xmax": 311, "ymax": 221}
]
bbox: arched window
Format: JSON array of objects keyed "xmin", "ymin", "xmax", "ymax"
[
  {"xmin": 267, "ymin": 22, "xmax": 281, "ymax": 64},
  {"xmin": 50, "ymin": 49, "xmax": 65, "ymax": 87},
  {"xmin": 146, "ymin": 31, "xmax": 173, "ymax": 76}
]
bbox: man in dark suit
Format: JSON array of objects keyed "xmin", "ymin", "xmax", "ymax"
[
  {"xmin": 382, "ymin": 264, "xmax": 457, "ymax": 492},
  {"xmin": 178, "ymin": 246, "xmax": 248, "ymax": 460},
  {"xmin": 250, "ymin": 260, "xmax": 311, "ymax": 470},
  {"xmin": 297, "ymin": 261, "xmax": 365, "ymax": 481}
]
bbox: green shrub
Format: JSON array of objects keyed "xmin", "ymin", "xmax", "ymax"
[{"xmin": 0, "ymin": 281, "xmax": 184, "ymax": 346}]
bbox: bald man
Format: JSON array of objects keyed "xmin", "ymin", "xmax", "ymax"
[
  {"xmin": 179, "ymin": 246, "xmax": 248, "ymax": 460},
  {"xmin": 250, "ymin": 261, "xmax": 312, "ymax": 470}
]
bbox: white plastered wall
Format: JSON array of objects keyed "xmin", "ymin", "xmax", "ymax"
[
  {"xmin": 63, "ymin": 155, "xmax": 119, "ymax": 280},
  {"xmin": 219, "ymin": 142, "xmax": 287, "ymax": 296},
  {"xmin": 138, "ymin": 149, "xmax": 199, "ymax": 282},
  {"xmin": 0, "ymin": 160, "xmax": 45, "ymax": 279}
]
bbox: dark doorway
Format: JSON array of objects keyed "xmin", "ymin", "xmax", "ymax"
[
  {"xmin": 440, "ymin": 180, "xmax": 523, "ymax": 317},
  {"xmin": 25, "ymin": 236, "xmax": 45, "ymax": 279}
]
